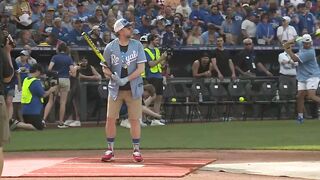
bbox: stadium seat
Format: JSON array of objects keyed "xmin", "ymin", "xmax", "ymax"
[{"xmin": 163, "ymin": 78, "xmax": 198, "ymax": 122}]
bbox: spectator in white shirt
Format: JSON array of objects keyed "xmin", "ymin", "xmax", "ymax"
[
  {"xmin": 175, "ymin": 0, "xmax": 192, "ymax": 18},
  {"xmin": 278, "ymin": 40, "xmax": 297, "ymax": 87},
  {"xmin": 277, "ymin": 16, "xmax": 298, "ymax": 43},
  {"xmin": 241, "ymin": 12, "xmax": 257, "ymax": 44}
]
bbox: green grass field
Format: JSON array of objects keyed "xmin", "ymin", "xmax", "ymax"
[{"xmin": 4, "ymin": 120, "xmax": 320, "ymax": 152}]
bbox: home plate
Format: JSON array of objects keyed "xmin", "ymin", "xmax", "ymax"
[{"xmin": 202, "ymin": 161, "xmax": 320, "ymax": 179}]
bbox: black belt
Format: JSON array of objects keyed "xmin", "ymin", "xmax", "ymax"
[{"xmin": 280, "ymin": 73, "xmax": 296, "ymax": 77}]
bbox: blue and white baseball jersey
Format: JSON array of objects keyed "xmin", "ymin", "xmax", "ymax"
[
  {"xmin": 103, "ymin": 38, "xmax": 147, "ymax": 100},
  {"xmin": 296, "ymin": 42, "xmax": 320, "ymax": 82}
]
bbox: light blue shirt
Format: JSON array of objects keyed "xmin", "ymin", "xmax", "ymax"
[
  {"xmin": 296, "ymin": 42, "xmax": 320, "ymax": 81},
  {"xmin": 103, "ymin": 38, "xmax": 146, "ymax": 100}
]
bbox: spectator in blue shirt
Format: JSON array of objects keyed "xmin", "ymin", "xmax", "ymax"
[
  {"xmin": 298, "ymin": 3, "xmax": 316, "ymax": 35},
  {"xmin": 44, "ymin": 43, "xmax": 75, "ymax": 128},
  {"xmin": 256, "ymin": 13, "xmax": 275, "ymax": 45},
  {"xmin": 16, "ymin": 51, "xmax": 31, "ymax": 82},
  {"xmin": 31, "ymin": 3, "xmax": 43, "ymax": 30},
  {"xmin": 51, "ymin": 17, "xmax": 69, "ymax": 43},
  {"xmin": 189, "ymin": 1, "xmax": 206, "ymax": 23},
  {"xmin": 74, "ymin": 2, "xmax": 90, "ymax": 23},
  {"xmin": 162, "ymin": 23, "xmax": 175, "ymax": 47},
  {"xmin": 10, "ymin": 64, "xmax": 57, "ymax": 131},
  {"xmin": 46, "ymin": 0, "xmax": 59, "ymax": 9},
  {"xmin": 201, "ymin": 23, "xmax": 219, "ymax": 45},
  {"xmin": 138, "ymin": 15, "xmax": 152, "ymax": 35},
  {"xmin": 206, "ymin": 4, "xmax": 224, "ymax": 28},
  {"xmin": 68, "ymin": 19, "xmax": 88, "ymax": 46}
]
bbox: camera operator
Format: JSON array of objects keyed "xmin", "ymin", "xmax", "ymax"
[
  {"xmin": 10, "ymin": 64, "xmax": 57, "ymax": 131},
  {"xmin": 0, "ymin": 29, "xmax": 14, "ymax": 175},
  {"xmin": 43, "ymin": 43, "xmax": 74, "ymax": 128},
  {"xmin": 143, "ymin": 34, "xmax": 168, "ymax": 125}
]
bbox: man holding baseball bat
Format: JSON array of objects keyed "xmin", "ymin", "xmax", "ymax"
[
  {"xmin": 283, "ymin": 34, "xmax": 320, "ymax": 124},
  {"xmin": 101, "ymin": 18, "xmax": 146, "ymax": 162}
]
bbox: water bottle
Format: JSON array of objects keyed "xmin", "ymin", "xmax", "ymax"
[
  {"xmin": 198, "ymin": 92, "xmax": 203, "ymax": 103},
  {"xmin": 275, "ymin": 90, "xmax": 280, "ymax": 101}
]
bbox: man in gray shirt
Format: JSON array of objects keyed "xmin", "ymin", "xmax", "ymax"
[{"xmin": 101, "ymin": 18, "xmax": 146, "ymax": 163}]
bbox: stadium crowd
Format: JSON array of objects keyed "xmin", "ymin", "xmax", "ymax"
[{"xmin": 0, "ymin": 0, "xmax": 320, "ymax": 47}]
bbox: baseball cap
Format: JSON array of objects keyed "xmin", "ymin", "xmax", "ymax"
[
  {"xmin": 47, "ymin": 7, "xmax": 55, "ymax": 11},
  {"xmin": 113, "ymin": 18, "xmax": 132, "ymax": 33},
  {"xmin": 140, "ymin": 35, "xmax": 148, "ymax": 42},
  {"xmin": 302, "ymin": 34, "xmax": 312, "ymax": 43},
  {"xmin": 77, "ymin": 2, "xmax": 84, "ymax": 7},
  {"xmin": 133, "ymin": 29, "xmax": 140, "ymax": 35},
  {"xmin": 20, "ymin": 50, "xmax": 30, "ymax": 56},
  {"xmin": 92, "ymin": 25, "xmax": 101, "ymax": 31},
  {"xmin": 282, "ymin": 16, "xmax": 291, "ymax": 23}
]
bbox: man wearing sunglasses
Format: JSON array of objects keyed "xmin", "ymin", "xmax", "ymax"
[{"xmin": 101, "ymin": 18, "xmax": 146, "ymax": 162}]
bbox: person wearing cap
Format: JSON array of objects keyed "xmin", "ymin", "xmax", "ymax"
[
  {"xmin": 283, "ymin": 34, "xmax": 320, "ymax": 123},
  {"xmin": 67, "ymin": 19, "xmax": 88, "ymax": 46},
  {"xmin": 132, "ymin": 29, "xmax": 141, "ymax": 41},
  {"xmin": 101, "ymin": 18, "xmax": 146, "ymax": 163},
  {"xmin": 51, "ymin": 17, "xmax": 69, "ymax": 43},
  {"xmin": 89, "ymin": 25, "xmax": 104, "ymax": 47},
  {"xmin": 192, "ymin": 51, "xmax": 213, "ymax": 78},
  {"xmin": 175, "ymin": 0, "xmax": 192, "ymax": 18},
  {"xmin": 10, "ymin": 64, "xmax": 57, "ymax": 131},
  {"xmin": 241, "ymin": 12, "xmax": 257, "ymax": 44},
  {"xmin": 140, "ymin": 35, "xmax": 148, "ymax": 48},
  {"xmin": 139, "ymin": 14, "xmax": 152, "ymax": 35},
  {"xmin": 15, "ymin": 45, "xmax": 37, "ymax": 65},
  {"xmin": 162, "ymin": 22, "xmax": 174, "ymax": 47},
  {"xmin": 74, "ymin": 2, "xmax": 90, "ymax": 23},
  {"xmin": 277, "ymin": 16, "xmax": 297, "ymax": 43}
]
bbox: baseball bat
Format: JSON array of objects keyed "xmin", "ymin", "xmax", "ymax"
[{"xmin": 82, "ymin": 32, "xmax": 107, "ymax": 66}]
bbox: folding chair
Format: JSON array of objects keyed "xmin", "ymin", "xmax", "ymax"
[
  {"xmin": 254, "ymin": 82, "xmax": 278, "ymax": 120},
  {"xmin": 227, "ymin": 80, "xmax": 250, "ymax": 120},
  {"xmin": 278, "ymin": 81, "xmax": 297, "ymax": 119},
  {"xmin": 189, "ymin": 80, "xmax": 210, "ymax": 122},
  {"xmin": 205, "ymin": 80, "xmax": 229, "ymax": 121}
]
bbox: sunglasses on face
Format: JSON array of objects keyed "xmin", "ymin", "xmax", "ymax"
[{"xmin": 245, "ymin": 43, "xmax": 252, "ymax": 45}]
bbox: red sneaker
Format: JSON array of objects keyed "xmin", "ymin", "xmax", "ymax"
[
  {"xmin": 132, "ymin": 150, "xmax": 143, "ymax": 162},
  {"xmin": 101, "ymin": 149, "xmax": 114, "ymax": 162}
]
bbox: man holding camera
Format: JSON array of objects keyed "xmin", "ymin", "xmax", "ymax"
[
  {"xmin": 0, "ymin": 30, "xmax": 14, "ymax": 175},
  {"xmin": 143, "ymin": 34, "xmax": 167, "ymax": 126},
  {"xmin": 10, "ymin": 64, "xmax": 57, "ymax": 131},
  {"xmin": 283, "ymin": 34, "xmax": 320, "ymax": 123}
]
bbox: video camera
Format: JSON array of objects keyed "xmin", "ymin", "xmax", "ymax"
[
  {"xmin": 42, "ymin": 71, "xmax": 59, "ymax": 90},
  {"xmin": 163, "ymin": 46, "xmax": 173, "ymax": 57}
]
